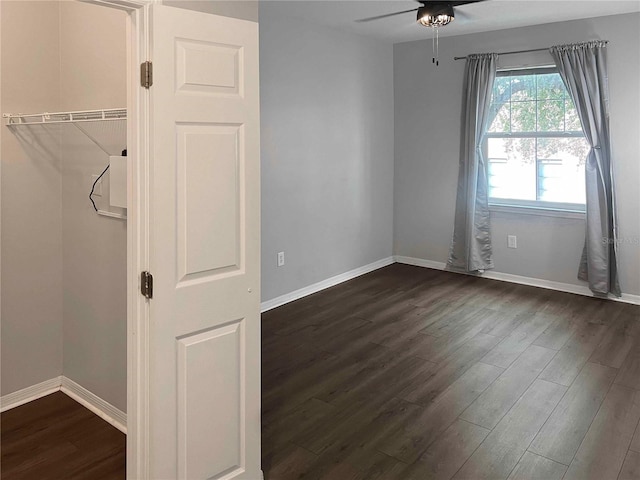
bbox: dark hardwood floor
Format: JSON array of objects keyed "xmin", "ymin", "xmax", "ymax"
[
  {"xmin": 261, "ymin": 263, "xmax": 640, "ymax": 480},
  {"xmin": 3, "ymin": 264, "xmax": 638, "ymax": 479},
  {"xmin": 1, "ymin": 392, "xmax": 125, "ymax": 480}
]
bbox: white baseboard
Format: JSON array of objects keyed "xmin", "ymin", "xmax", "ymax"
[
  {"xmin": 260, "ymin": 256, "xmax": 395, "ymax": 312},
  {"xmin": 0, "ymin": 376, "xmax": 63, "ymax": 412},
  {"xmin": 61, "ymin": 377, "xmax": 127, "ymax": 434},
  {"xmin": 394, "ymin": 255, "xmax": 640, "ymax": 305},
  {"xmin": 395, "ymin": 256, "xmax": 447, "ymax": 271},
  {"xmin": 1, "ymin": 376, "xmax": 127, "ymax": 434}
]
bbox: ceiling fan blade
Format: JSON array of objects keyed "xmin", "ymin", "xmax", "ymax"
[
  {"xmin": 355, "ymin": 8, "xmax": 419, "ymax": 23},
  {"xmin": 449, "ymin": 1, "xmax": 486, "ymax": 6},
  {"xmin": 415, "ymin": 0, "xmax": 486, "ymax": 5}
]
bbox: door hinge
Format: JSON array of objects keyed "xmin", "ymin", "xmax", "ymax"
[
  {"xmin": 141, "ymin": 271, "xmax": 153, "ymax": 299},
  {"xmin": 140, "ymin": 61, "xmax": 153, "ymax": 89}
]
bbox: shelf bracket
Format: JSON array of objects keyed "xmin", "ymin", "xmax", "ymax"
[{"xmin": 73, "ymin": 122, "xmax": 112, "ymax": 156}]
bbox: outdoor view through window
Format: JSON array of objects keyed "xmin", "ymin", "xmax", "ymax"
[{"xmin": 486, "ymin": 68, "xmax": 589, "ymax": 210}]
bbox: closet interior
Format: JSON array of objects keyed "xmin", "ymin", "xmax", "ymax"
[{"xmin": 1, "ymin": 0, "xmax": 129, "ymax": 471}]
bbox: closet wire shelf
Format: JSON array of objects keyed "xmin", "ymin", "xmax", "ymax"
[
  {"xmin": 3, "ymin": 108, "xmax": 127, "ymax": 125},
  {"xmin": 3, "ymin": 108, "xmax": 128, "ymax": 221}
]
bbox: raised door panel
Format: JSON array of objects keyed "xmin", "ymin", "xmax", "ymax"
[
  {"xmin": 176, "ymin": 123, "xmax": 244, "ymax": 283},
  {"xmin": 176, "ymin": 38, "xmax": 241, "ymax": 96},
  {"xmin": 177, "ymin": 320, "xmax": 244, "ymax": 479}
]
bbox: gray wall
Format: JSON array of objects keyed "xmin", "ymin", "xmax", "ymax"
[
  {"xmin": 259, "ymin": 6, "xmax": 395, "ymax": 302},
  {"xmin": 394, "ymin": 13, "xmax": 640, "ymax": 296},
  {"xmin": 1, "ymin": 0, "xmax": 64, "ymax": 397},
  {"xmin": 59, "ymin": 1, "xmax": 128, "ymax": 412}
]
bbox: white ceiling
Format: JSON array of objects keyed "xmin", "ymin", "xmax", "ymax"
[{"xmin": 261, "ymin": 1, "xmax": 640, "ymax": 43}]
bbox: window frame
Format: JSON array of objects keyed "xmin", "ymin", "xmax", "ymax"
[{"xmin": 484, "ymin": 66, "xmax": 587, "ymax": 216}]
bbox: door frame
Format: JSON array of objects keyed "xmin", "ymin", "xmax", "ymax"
[{"xmin": 82, "ymin": 0, "xmax": 151, "ymax": 478}]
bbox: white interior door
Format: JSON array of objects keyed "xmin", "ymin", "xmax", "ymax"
[{"xmin": 149, "ymin": 5, "xmax": 261, "ymax": 479}]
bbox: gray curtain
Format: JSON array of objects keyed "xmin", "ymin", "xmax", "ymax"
[
  {"xmin": 550, "ymin": 41, "xmax": 621, "ymax": 296},
  {"xmin": 447, "ymin": 53, "xmax": 498, "ymax": 272}
]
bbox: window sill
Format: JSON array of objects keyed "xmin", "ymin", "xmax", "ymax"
[{"xmin": 489, "ymin": 203, "xmax": 586, "ymax": 219}]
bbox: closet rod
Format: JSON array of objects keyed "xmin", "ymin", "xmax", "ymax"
[{"xmin": 3, "ymin": 108, "xmax": 126, "ymax": 126}]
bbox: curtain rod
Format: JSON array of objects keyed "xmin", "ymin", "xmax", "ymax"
[
  {"xmin": 454, "ymin": 47, "xmax": 549, "ymax": 61},
  {"xmin": 454, "ymin": 40, "xmax": 609, "ymax": 61}
]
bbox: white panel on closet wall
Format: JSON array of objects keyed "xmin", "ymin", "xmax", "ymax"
[{"xmin": 109, "ymin": 155, "xmax": 127, "ymax": 209}]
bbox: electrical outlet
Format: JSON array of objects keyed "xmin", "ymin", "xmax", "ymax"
[
  {"xmin": 508, "ymin": 235, "xmax": 517, "ymax": 249},
  {"xmin": 91, "ymin": 174, "xmax": 102, "ymax": 197},
  {"xmin": 277, "ymin": 251, "xmax": 285, "ymax": 267}
]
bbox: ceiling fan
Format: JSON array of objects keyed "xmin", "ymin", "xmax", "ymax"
[
  {"xmin": 356, "ymin": 1, "xmax": 488, "ymax": 65},
  {"xmin": 355, "ymin": 1, "xmax": 486, "ymax": 27}
]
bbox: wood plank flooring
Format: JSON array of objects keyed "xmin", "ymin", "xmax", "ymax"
[
  {"xmin": 262, "ymin": 263, "xmax": 640, "ymax": 480},
  {"xmin": 1, "ymin": 392, "xmax": 125, "ymax": 479}
]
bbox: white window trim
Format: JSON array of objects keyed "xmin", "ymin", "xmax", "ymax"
[
  {"xmin": 488, "ymin": 201, "xmax": 585, "ymax": 219},
  {"xmin": 486, "ymin": 66, "xmax": 587, "ymax": 217}
]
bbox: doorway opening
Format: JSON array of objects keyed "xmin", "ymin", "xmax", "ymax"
[{"xmin": 0, "ymin": 1, "xmax": 146, "ymax": 477}]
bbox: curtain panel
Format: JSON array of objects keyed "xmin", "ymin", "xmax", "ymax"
[
  {"xmin": 550, "ymin": 41, "xmax": 621, "ymax": 296},
  {"xmin": 447, "ymin": 53, "xmax": 498, "ymax": 272}
]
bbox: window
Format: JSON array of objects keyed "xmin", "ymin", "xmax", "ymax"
[{"xmin": 485, "ymin": 67, "xmax": 588, "ymax": 212}]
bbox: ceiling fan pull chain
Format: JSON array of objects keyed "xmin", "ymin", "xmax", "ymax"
[
  {"xmin": 436, "ymin": 26, "xmax": 440, "ymax": 66},
  {"xmin": 432, "ymin": 27, "xmax": 435, "ymax": 64}
]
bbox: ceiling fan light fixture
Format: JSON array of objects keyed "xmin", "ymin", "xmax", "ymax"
[{"xmin": 417, "ymin": 4, "xmax": 454, "ymax": 27}]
